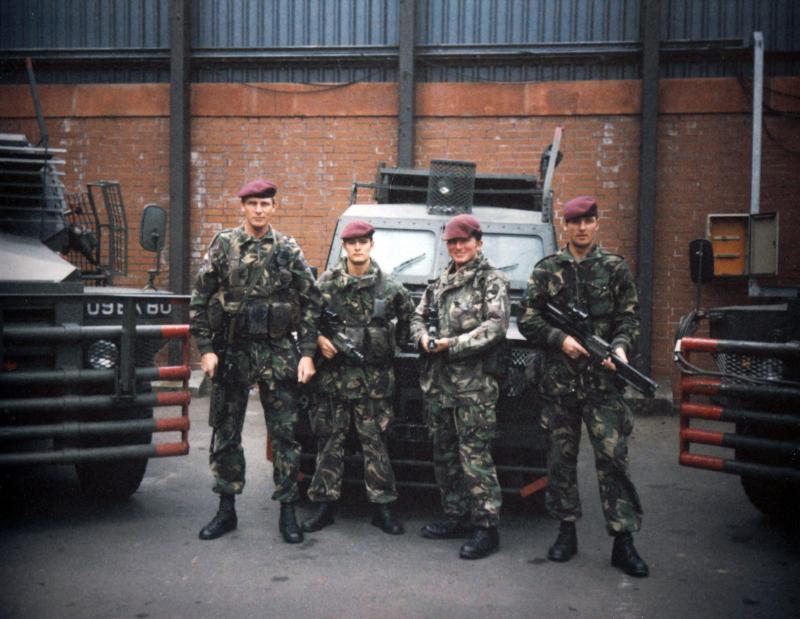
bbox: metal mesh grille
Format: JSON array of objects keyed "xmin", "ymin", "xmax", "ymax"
[
  {"xmin": 88, "ymin": 181, "xmax": 128, "ymax": 277},
  {"xmin": 65, "ymin": 191, "xmax": 102, "ymax": 277},
  {"xmin": 426, "ymin": 159, "xmax": 476, "ymax": 215},
  {"xmin": 714, "ymin": 353, "xmax": 785, "ymax": 383},
  {"xmin": 504, "ymin": 348, "xmax": 537, "ymax": 398}
]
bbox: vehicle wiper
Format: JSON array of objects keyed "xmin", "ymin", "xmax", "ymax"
[
  {"xmin": 498, "ymin": 263, "xmax": 518, "ymax": 272},
  {"xmin": 392, "ymin": 253, "xmax": 426, "ymax": 275}
]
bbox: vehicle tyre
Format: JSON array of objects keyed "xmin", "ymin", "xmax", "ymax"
[
  {"xmin": 740, "ymin": 475, "xmax": 799, "ymax": 522},
  {"xmin": 735, "ymin": 419, "xmax": 800, "ymax": 522},
  {"xmin": 76, "ymin": 382, "xmax": 153, "ymax": 501},
  {"xmin": 76, "ymin": 453, "xmax": 149, "ymax": 501}
]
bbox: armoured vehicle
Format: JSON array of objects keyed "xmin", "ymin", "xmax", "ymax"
[
  {"xmin": 673, "ymin": 35, "xmax": 799, "ymax": 521},
  {"xmin": 294, "ymin": 134, "xmax": 564, "ymax": 501},
  {"xmin": 0, "ymin": 63, "xmax": 191, "ymax": 500},
  {"xmin": 674, "ymin": 245, "xmax": 800, "ymax": 521}
]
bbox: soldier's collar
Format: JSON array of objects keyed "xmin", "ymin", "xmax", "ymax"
[
  {"xmin": 558, "ymin": 244, "xmax": 600, "ymax": 263},
  {"xmin": 238, "ymin": 224, "xmax": 275, "ymax": 245}
]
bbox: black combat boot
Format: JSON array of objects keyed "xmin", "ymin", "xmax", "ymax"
[
  {"xmin": 198, "ymin": 494, "xmax": 237, "ymax": 540},
  {"xmin": 420, "ymin": 516, "xmax": 472, "ymax": 540},
  {"xmin": 611, "ymin": 532, "xmax": 649, "ymax": 577},
  {"xmin": 300, "ymin": 501, "xmax": 336, "ymax": 532},
  {"xmin": 459, "ymin": 526, "xmax": 500, "ymax": 559},
  {"xmin": 371, "ymin": 503, "xmax": 405, "ymax": 535},
  {"xmin": 279, "ymin": 502, "xmax": 304, "ymax": 544},
  {"xmin": 547, "ymin": 520, "xmax": 578, "ymax": 562}
]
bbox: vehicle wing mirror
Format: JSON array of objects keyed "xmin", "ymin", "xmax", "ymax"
[
  {"xmin": 140, "ymin": 204, "xmax": 166, "ymax": 253},
  {"xmin": 689, "ymin": 238, "xmax": 714, "ymax": 284}
]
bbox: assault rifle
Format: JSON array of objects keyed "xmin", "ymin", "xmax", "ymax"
[
  {"xmin": 208, "ymin": 316, "xmax": 238, "ymax": 456},
  {"xmin": 544, "ymin": 302, "xmax": 658, "ymax": 397},
  {"xmin": 319, "ymin": 307, "xmax": 365, "ymax": 365}
]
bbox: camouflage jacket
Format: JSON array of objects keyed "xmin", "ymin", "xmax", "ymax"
[
  {"xmin": 316, "ymin": 257, "xmax": 414, "ymax": 400},
  {"xmin": 410, "ymin": 252, "xmax": 510, "ymax": 407},
  {"xmin": 518, "ymin": 244, "xmax": 640, "ymax": 398},
  {"xmin": 189, "ymin": 225, "xmax": 321, "ymax": 386}
]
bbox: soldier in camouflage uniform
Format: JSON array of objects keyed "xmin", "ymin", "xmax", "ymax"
[
  {"xmin": 189, "ymin": 179, "xmax": 321, "ymax": 544},
  {"xmin": 518, "ymin": 195, "xmax": 649, "ymax": 577},
  {"xmin": 300, "ymin": 220, "xmax": 414, "ymax": 536},
  {"xmin": 410, "ymin": 214, "xmax": 510, "ymax": 560}
]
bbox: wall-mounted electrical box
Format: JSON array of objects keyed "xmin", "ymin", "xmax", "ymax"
[{"xmin": 706, "ymin": 212, "xmax": 778, "ymax": 277}]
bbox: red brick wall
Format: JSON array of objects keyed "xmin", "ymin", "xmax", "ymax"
[{"xmin": 2, "ymin": 79, "xmax": 799, "ymax": 380}]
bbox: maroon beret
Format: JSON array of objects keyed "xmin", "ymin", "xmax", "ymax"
[
  {"xmin": 443, "ymin": 214, "xmax": 481, "ymax": 240},
  {"xmin": 562, "ymin": 196, "xmax": 598, "ymax": 221},
  {"xmin": 340, "ymin": 220, "xmax": 375, "ymax": 240},
  {"xmin": 237, "ymin": 179, "xmax": 277, "ymax": 200}
]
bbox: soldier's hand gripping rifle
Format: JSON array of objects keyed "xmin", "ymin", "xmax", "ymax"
[
  {"xmin": 424, "ymin": 287, "xmax": 439, "ymax": 351},
  {"xmin": 319, "ymin": 307, "xmax": 365, "ymax": 365},
  {"xmin": 544, "ymin": 302, "xmax": 658, "ymax": 397}
]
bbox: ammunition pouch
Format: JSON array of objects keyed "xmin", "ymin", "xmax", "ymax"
[
  {"xmin": 365, "ymin": 324, "xmax": 394, "ymax": 365},
  {"xmin": 244, "ymin": 300, "xmax": 270, "ymax": 339},
  {"xmin": 234, "ymin": 300, "xmax": 294, "ymax": 341},
  {"xmin": 482, "ymin": 340, "xmax": 511, "ymax": 381},
  {"xmin": 268, "ymin": 301, "xmax": 293, "ymax": 339}
]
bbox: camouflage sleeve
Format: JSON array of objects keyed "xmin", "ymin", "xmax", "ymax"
[
  {"xmin": 518, "ymin": 262, "xmax": 567, "ymax": 350},
  {"xmin": 409, "ymin": 284, "xmax": 431, "ymax": 347},
  {"xmin": 609, "ymin": 258, "xmax": 640, "ymax": 355},
  {"xmin": 291, "ymin": 242, "xmax": 322, "ymax": 357},
  {"xmin": 392, "ymin": 280, "xmax": 416, "ymax": 347},
  {"xmin": 189, "ymin": 233, "xmax": 226, "ymax": 355},
  {"xmin": 448, "ymin": 270, "xmax": 510, "ymax": 360}
]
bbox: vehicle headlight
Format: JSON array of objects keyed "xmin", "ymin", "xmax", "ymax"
[{"xmin": 86, "ymin": 340, "xmax": 119, "ymax": 369}]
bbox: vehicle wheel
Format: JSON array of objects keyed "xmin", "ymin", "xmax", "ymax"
[
  {"xmin": 76, "ymin": 381, "xmax": 154, "ymax": 501},
  {"xmin": 740, "ymin": 476, "xmax": 800, "ymax": 522},
  {"xmin": 735, "ymin": 419, "xmax": 800, "ymax": 522},
  {"xmin": 76, "ymin": 456, "xmax": 148, "ymax": 501}
]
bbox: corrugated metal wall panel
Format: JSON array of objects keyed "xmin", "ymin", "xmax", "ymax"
[
  {"xmin": 0, "ymin": 0, "xmax": 169, "ymax": 48},
  {"xmin": 192, "ymin": 0, "xmax": 395, "ymax": 48},
  {"xmin": 0, "ymin": 0, "xmax": 797, "ymax": 83},
  {"xmin": 417, "ymin": 0, "xmax": 640, "ymax": 45}
]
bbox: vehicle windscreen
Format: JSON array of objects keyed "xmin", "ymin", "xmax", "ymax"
[
  {"xmin": 481, "ymin": 233, "xmax": 544, "ymax": 287},
  {"xmin": 368, "ymin": 229, "xmax": 438, "ymax": 278}
]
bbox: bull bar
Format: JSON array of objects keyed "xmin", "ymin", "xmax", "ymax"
[
  {"xmin": 676, "ymin": 336, "xmax": 800, "ymax": 482},
  {"xmin": 0, "ymin": 295, "xmax": 191, "ymax": 466}
]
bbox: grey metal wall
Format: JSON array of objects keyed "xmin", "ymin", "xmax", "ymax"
[{"xmin": 1, "ymin": 0, "xmax": 797, "ymax": 83}]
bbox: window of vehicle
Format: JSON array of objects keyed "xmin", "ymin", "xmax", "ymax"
[
  {"xmin": 481, "ymin": 233, "xmax": 544, "ymax": 287},
  {"xmin": 340, "ymin": 229, "xmax": 437, "ymax": 278}
]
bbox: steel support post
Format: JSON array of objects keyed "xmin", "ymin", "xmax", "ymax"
[
  {"xmin": 168, "ymin": 0, "xmax": 192, "ymax": 363},
  {"xmin": 397, "ymin": 0, "xmax": 416, "ymax": 168},
  {"xmin": 637, "ymin": 0, "xmax": 661, "ymax": 374}
]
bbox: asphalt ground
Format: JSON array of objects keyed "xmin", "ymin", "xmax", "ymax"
[{"xmin": 1, "ymin": 394, "xmax": 798, "ymax": 619}]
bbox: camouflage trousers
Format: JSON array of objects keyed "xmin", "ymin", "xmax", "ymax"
[
  {"xmin": 543, "ymin": 395, "xmax": 643, "ymax": 535},
  {"xmin": 210, "ymin": 379, "xmax": 301, "ymax": 503},
  {"xmin": 426, "ymin": 400, "xmax": 502, "ymax": 528},
  {"xmin": 307, "ymin": 396, "xmax": 398, "ymax": 504}
]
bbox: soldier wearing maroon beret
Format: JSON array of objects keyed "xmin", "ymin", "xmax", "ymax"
[
  {"xmin": 519, "ymin": 196, "xmax": 649, "ymax": 577},
  {"xmin": 301, "ymin": 219, "xmax": 414, "ymax": 536},
  {"xmin": 190, "ymin": 178, "xmax": 322, "ymax": 545},
  {"xmin": 410, "ymin": 213, "xmax": 510, "ymax": 560},
  {"xmin": 340, "ymin": 219, "xmax": 375, "ymax": 240}
]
